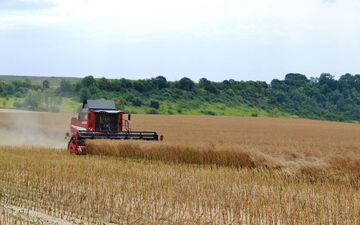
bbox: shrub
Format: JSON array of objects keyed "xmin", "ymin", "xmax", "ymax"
[
  {"xmin": 150, "ymin": 100, "xmax": 160, "ymax": 109},
  {"xmin": 200, "ymin": 110, "xmax": 216, "ymax": 116},
  {"xmin": 251, "ymin": 112, "xmax": 259, "ymax": 117}
]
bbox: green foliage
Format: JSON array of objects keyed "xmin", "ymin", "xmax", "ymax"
[
  {"xmin": 270, "ymin": 108, "xmax": 281, "ymax": 118},
  {"xmin": 4, "ymin": 73, "xmax": 360, "ymax": 122},
  {"xmin": 24, "ymin": 90, "xmax": 42, "ymax": 110},
  {"xmin": 147, "ymin": 109, "xmax": 159, "ymax": 114},
  {"xmin": 150, "ymin": 100, "xmax": 160, "ymax": 109},
  {"xmin": 1, "ymin": 99, "xmax": 6, "ymax": 107},
  {"xmin": 251, "ymin": 112, "xmax": 259, "ymax": 117},
  {"xmin": 154, "ymin": 76, "xmax": 168, "ymax": 89},
  {"xmin": 126, "ymin": 95, "xmax": 143, "ymax": 107},
  {"xmin": 115, "ymin": 97, "xmax": 126, "ymax": 110},
  {"xmin": 81, "ymin": 75, "xmax": 96, "ymax": 87},
  {"xmin": 200, "ymin": 110, "xmax": 216, "ymax": 116},
  {"xmin": 199, "ymin": 78, "xmax": 218, "ymax": 94},
  {"xmin": 176, "ymin": 77, "xmax": 195, "ymax": 91},
  {"xmin": 79, "ymin": 88, "xmax": 91, "ymax": 102},
  {"xmin": 58, "ymin": 80, "xmax": 75, "ymax": 97},
  {"xmin": 42, "ymin": 80, "xmax": 50, "ymax": 89},
  {"xmin": 0, "ymin": 75, "xmax": 79, "ymax": 88},
  {"xmin": 15, "ymin": 90, "xmax": 62, "ymax": 112}
]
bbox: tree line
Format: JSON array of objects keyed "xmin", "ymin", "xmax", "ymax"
[{"xmin": 1, "ymin": 73, "xmax": 360, "ymax": 122}]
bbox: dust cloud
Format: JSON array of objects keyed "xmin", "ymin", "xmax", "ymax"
[{"xmin": 0, "ymin": 110, "xmax": 70, "ymax": 149}]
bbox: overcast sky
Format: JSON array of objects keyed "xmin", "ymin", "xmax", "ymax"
[{"xmin": 0, "ymin": 0, "xmax": 359, "ymax": 82}]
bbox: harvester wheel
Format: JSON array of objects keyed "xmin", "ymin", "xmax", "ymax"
[{"xmin": 67, "ymin": 136, "xmax": 77, "ymax": 154}]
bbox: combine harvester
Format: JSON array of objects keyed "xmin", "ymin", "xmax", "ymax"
[{"xmin": 66, "ymin": 100, "xmax": 161, "ymax": 154}]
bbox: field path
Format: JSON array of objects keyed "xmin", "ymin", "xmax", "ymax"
[
  {"xmin": 0, "ymin": 202, "xmax": 119, "ymax": 225},
  {"xmin": 1, "ymin": 203, "xmax": 73, "ymax": 224}
]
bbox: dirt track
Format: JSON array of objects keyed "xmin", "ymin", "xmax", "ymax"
[{"xmin": 0, "ymin": 203, "xmax": 73, "ymax": 224}]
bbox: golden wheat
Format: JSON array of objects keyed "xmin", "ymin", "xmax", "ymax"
[
  {"xmin": 0, "ymin": 111, "xmax": 359, "ymax": 224},
  {"xmin": 86, "ymin": 140, "xmax": 266, "ymax": 168},
  {"xmin": 85, "ymin": 140, "xmax": 360, "ymax": 184}
]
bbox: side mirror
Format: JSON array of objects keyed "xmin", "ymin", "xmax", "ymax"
[
  {"xmin": 65, "ymin": 132, "xmax": 70, "ymax": 139},
  {"xmin": 128, "ymin": 114, "xmax": 131, "ymax": 120}
]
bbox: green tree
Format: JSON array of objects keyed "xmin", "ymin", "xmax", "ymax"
[
  {"xmin": 115, "ymin": 97, "xmax": 126, "ymax": 110},
  {"xmin": 98, "ymin": 77, "xmax": 111, "ymax": 90},
  {"xmin": 81, "ymin": 75, "xmax": 96, "ymax": 88},
  {"xmin": 284, "ymin": 73, "xmax": 308, "ymax": 87},
  {"xmin": 42, "ymin": 80, "xmax": 50, "ymax": 89},
  {"xmin": 199, "ymin": 78, "xmax": 218, "ymax": 94},
  {"xmin": 176, "ymin": 77, "xmax": 195, "ymax": 91},
  {"xmin": 133, "ymin": 82, "xmax": 146, "ymax": 92},
  {"xmin": 154, "ymin": 76, "xmax": 168, "ymax": 89},
  {"xmin": 58, "ymin": 80, "xmax": 74, "ymax": 96},
  {"xmin": 24, "ymin": 90, "xmax": 42, "ymax": 110},
  {"xmin": 79, "ymin": 88, "xmax": 91, "ymax": 102}
]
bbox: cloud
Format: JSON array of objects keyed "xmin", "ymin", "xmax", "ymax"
[
  {"xmin": 0, "ymin": 0, "xmax": 358, "ymax": 43},
  {"xmin": 322, "ymin": 0, "xmax": 336, "ymax": 3},
  {"xmin": 1, "ymin": 0, "xmax": 360, "ymax": 48},
  {"xmin": 0, "ymin": 0, "xmax": 359, "ymax": 81},
  {"xmin": 0, "ymin": 0, "xmax": 54, "ymax": 11},
  {"xmin": 0, "ymin": 0, "xmax": 59, "ymax": 28}
]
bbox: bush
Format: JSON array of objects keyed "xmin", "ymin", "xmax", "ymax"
[
  {"xmin": 200, "ymin": 110, "xmax": 216, "ymax": 116},
  {"xmin": 115, "ymin": 98, "xmax": 126, "ymax": 110},
  {"xmin": 251, "ymin": 112, "xmax": 259, "ymax": 117},
  {"xmin": 147, "ymin": 109, "xmax": 159, "ymax": 114},
  {"xmin": 270, "ymin": 108, "xmax": 281, "ymax": 117},
  {"xmin": 132, "ymin": 98, "xmax": 143, "ymax": 107},
  {"xmin": 150, "ymin": 100, "xmax": 160, "ymax": 109},
  {"xmin": 13, "ymin": 101, "xmax": 24, "ymax": 109}
]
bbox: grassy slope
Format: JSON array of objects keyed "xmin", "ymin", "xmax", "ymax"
[
  {"xmin": 0, "ymin": 96, "xmax": 293, "ymax": 117},
  {"xmin": 0, "ymin": 96, "xmax": 81, "ymax": 113},
  {"xmin": 124, "ymin": 101, "xmax": 285, "ymax": 117},
  {"xmin": 0, "ymin": 97, "xmax": 23, "ymax": 108},
  {"xmin": 0, "ymin": 75, "xmax": 80, "ymax": 88}
]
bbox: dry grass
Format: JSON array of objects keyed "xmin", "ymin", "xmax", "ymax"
[{"xmin": 0, "ymin": 111, "xmax": 360, "ymax": 224}]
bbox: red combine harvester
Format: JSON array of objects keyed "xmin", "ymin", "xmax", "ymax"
[{"xmin": 67, "ymin": 100, "xmax": 161, "ymax": 154}]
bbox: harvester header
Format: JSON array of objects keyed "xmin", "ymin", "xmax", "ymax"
[{"xmin": 67, "ymin": 100, "xmax": 160, "ymax": 154}]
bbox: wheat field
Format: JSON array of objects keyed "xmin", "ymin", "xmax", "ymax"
[{"xmin": 0, "ymin": 110, "xmax": 359, "ymax": 224}]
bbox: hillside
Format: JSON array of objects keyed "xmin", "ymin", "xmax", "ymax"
[
  {"xmin": 1, "ymin": 73, "xmax": 360, "ymax": 122},
  {"xmin": 0, "ymin": 75, "xmax": 80, "ymax": 88}
]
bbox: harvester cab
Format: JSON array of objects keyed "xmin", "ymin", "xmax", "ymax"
[{"xmin": 67, "ymin": 100, "xmax": 160, "ymax": 154}]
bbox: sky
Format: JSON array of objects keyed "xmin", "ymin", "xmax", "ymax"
[{"xmin": 0, "ymin": 0, "xmax": 359, "ymax": 82}]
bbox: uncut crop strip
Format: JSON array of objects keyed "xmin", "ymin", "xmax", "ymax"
[
  {"xmin": 86, "ymin": 140, "xmax": 360, "ymax": 184},
  {"xmin": 86, "ymin": 140, "xmax": 273, "ymax": 168}
]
